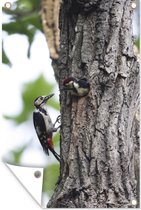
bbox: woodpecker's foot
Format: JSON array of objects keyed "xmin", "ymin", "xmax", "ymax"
[
  {"xmin": 53, "ymin": 124, "xmax": 61, "ymax": 132},
  {"xmin": 56, "ymin": 115, "xmax": 61, "ymax": 123},
  {"xmin": 53, "ymin": 115, "xmax": 61, "ymax": 127}
]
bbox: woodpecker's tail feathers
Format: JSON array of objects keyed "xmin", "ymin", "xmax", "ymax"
[
  {"xmin": 52, "ymin": 150, "xmax": 60, "ymax": 162},
  {"xmin": 48, "ymin": 145, "xmax": 60, "ymax": 162},
  {"xmin": 43, "ymin": 147, "xmax": 49, "ymax": 156}
]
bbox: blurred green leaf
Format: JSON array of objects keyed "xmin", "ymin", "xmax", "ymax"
[
  {"xmin": 4, "ymin": 74, "xmax": 60, "ymax": 124},
  {"xmin": 3, "ymin": 0, "xmax": 40, "ymax": 16},
  {"xmin": 16, "ymin": 0, "xmax": 40, "ymax": 11},
  {"xmin": 2, "ymin": 11, "xmax": 41, "ymax": 34},
  {"xmin": 2, "ymin": 43, "xmax": 12, "ymax": 66},
  {"xmin": 135, "ymin": 37, "xmax": 140, "ymax": 49},
  {"xmin": 10, "ymin": 143, "xmax": 29, "ymax": 164},
  {"xmin": 3, "ymin": 21, "xmax": 27, "ymax": 34},
  {"xmin": 53, "ymin": 132, "xmax": 60, "ymax": 148},
  {"xmin": 43, "ymin": 164, "xmax": 60, "ymax": 197},
  {"xmin": 3, "ymin": 18, "xmax": 39, "ymax": 58},
  {"xmin": 2, "ymin": 0, "xmax": 41, "ymax": 58},
  {"xmin": 15, "ymin": 0, "xmax": 33, "ymax": 12}
]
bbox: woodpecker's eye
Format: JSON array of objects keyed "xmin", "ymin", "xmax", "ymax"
[{"xmin": 40, "ymin": 96, "xmax": 43, "ymax": 100}]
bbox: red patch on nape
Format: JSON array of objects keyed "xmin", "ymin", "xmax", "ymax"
[
  {"xmin": 63, "ymin": 77, "xmax": 74, "ymax": 85},
  {"xmin": 48, "ymin": 137, "xmax": 54, "ymax": 149}
]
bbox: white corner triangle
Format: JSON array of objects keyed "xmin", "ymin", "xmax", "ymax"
[{"xmin": 5, "ymin": 163, "xmax": 43, "ymax": 207}]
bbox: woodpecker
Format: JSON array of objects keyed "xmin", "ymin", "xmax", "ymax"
[
  {"xmin": 63, "ymin": 77, "xmax": 90, "ymax": 97},
  {"xmin": 33, "ymin": 94, "xmax": 60, "ymax": 162}
]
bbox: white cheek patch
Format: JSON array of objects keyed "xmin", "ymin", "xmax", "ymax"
[{"xmin": 73, "ymin": 82, "xmax": 79, "ymax": 89}]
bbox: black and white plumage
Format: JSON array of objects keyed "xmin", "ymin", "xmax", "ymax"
[
  {"xmin": 63, "ymin": 77, "xmax": 90, "ymax": 97},
  {"xmin": 33, "ymin": 94, "xmax": 60, "ymax": 162}
]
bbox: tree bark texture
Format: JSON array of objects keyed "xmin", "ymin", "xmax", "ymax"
[{"xmin": 42, "ymin": 0, "xmax": 139, "ymax": 208}]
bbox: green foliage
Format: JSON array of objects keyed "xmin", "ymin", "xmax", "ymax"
[
  {"xmin": 43, "ymin": 164, "xmax": 60, "ymax": 197},
  {"xmin": 2, "ymin": 42, "xmax": 12, "ymax": 66},
  {"xmin": 2, "ymin": 0, "xmax": 42, "ymax": 61},
  {"xmin": 16, "ymin": 0, "xmax": 40, "ymax": 12},
  {"xmin": 134, "ymin": 37, "xmax": 140, "ymax": 50},
  {"xmin": 4, "ymin": 74, "xmax": 59, "ymax": 124},
  {"xmin": 8, "ymin": 143, "xmax": 29, "ymax": 164}
]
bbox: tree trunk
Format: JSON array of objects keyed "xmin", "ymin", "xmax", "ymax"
[{"xmin": 42, "ymin": 0, "xmax": 139, "ymax": 208}]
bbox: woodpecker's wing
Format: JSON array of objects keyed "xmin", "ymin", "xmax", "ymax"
[{"xmin": 33, "ymin": 111, "xmax": 50, "ymax": 155}]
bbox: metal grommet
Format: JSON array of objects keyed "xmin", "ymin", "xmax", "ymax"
[
  {"xmin": 34, "ymin": 170, "xmax": 41, "ymax": 178},
  {"xmin": 4, "ymin": 2, "xmax": 12, "ymax": 9}
]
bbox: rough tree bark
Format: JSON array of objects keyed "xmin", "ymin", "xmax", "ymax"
[{"xmin": 41, "ymin": 0, "xmax": 139, "ymax": 208}]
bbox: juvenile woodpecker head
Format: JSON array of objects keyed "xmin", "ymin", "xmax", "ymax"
[
  {"xmin": 34, "ymin": 93, "xmax": 54, "ymax": 108},
  {"xmin": 63, "ymin": 77, "xmax": 76, "ymax": 89},
  {"xmin": 63, "ymin": 77, "xmax": 90, "ymax": 97}
]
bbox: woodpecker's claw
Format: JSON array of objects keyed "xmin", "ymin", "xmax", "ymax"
[
  {"xmin": 53, "ymin": 115, "xmax": 61, "ymax": 127},
  {"xmin": 56, "ymin": 115, "xmax": 61, "ymax": 123}
]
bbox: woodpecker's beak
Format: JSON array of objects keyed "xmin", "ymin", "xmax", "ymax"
[{"xmin": 44, "ymin": 93, "xmax": 54, "ymax": 102}]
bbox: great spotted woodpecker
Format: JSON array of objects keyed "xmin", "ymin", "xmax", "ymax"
[
  {"xmin": 63, "ymin": 77, "xmax": 90, "ymax": 97},
  {"xmin": 33, "ymin": 94, "xmax": 60, "ymax": 162}
]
